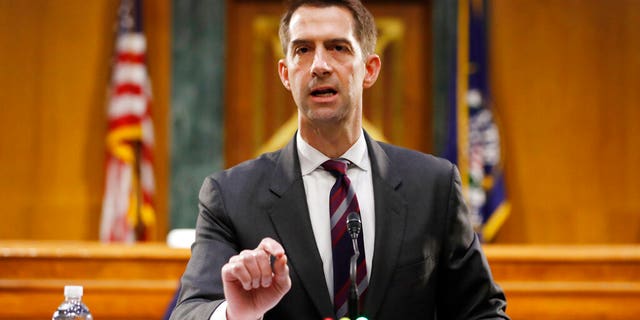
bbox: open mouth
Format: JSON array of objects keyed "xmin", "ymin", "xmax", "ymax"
[{"xmin": 311, "ymin": 88, "xmax": 337, "ymax": 97}]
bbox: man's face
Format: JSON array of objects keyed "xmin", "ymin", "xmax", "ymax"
[{"xmin": 278, "ymin": 5, "xmax": 377, "ymax": 127}]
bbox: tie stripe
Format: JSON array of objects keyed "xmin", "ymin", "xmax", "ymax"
[
  {"xmin": 329, "ymin": 185, "xmax": 358, "ymax": 229},
  {"xmin": 322, "ymin": 159, "xmax": 368, "ymax": 318}
]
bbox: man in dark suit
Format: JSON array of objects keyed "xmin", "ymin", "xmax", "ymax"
[{"xmin": 170, "ymin": 0, "xmax": 509, "ymax": 319}]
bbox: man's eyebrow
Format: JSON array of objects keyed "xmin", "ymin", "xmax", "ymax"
[
  {"xmin": 290, "ymin": 38, "xmax": 353, "ymax": 47},
  {"xmin": 290, "ymin": 39, "xmax": 313, "ymax": 47},
  {"xmin": 324, "ymin": 38, "xmax": 352, "ymax": 45}
]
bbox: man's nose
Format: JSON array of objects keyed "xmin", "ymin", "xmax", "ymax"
[{"xmin": 311, "ymin": 49, "xmax": 332, "ymax": 77}]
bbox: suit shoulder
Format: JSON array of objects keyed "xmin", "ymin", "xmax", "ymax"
[
  {"xmin": 377, "ymin": 141, "xmax": 454, "ymax": 173},
  {"xmin": 206, "ymin": 150, "xmax": 280, "ymax": 183}
]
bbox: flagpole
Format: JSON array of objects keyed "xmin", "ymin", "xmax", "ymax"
[
  {"xmin": 134, "ymin": 141, "xmax": 145, "ymax": 241},
  {"xmin": 457, "ymin": 0, "xmax": 470, "ymax": 199}
]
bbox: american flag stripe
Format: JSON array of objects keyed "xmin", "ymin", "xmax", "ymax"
[
  {"xmin": 108, "ymin": 95, "xmax": 147, "ymax": 118},
  {"xmin": 115, "ymin": 83, "xmax": 144, "ymax": 95},
  {"xmin": 117, "ymin": 53, "xmax": 145, "ymax": 63}
]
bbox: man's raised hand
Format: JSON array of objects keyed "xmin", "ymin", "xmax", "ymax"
[{"xmin": 221, "ymin": 237, "xmax": 291, "ymax": 320}]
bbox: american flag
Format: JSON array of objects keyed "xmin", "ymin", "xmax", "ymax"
[{"xmin": 100, "ymin": 0, "xmax": 155, "ymax": 242}]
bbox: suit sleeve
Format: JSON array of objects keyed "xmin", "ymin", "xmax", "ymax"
[
  {"xmin": 169, "ymin": 176, "xmax": 237, "ymax": 320},
  {"xmin": 436, "ymin": 164, "xmax": 510, "ymax": 319}
]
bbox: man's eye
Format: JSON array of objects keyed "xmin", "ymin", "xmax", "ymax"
[
  {"xmin": 295, "ymin": 47, "xmax": 309, "ymax": 54},
  {"xmin": 334, "ymin": 45, "xmax": 345, "ymax": 52}
]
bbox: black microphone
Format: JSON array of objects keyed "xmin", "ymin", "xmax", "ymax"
[
  {"xmin": 346, "ymin": 212, "xmax": 362, "ymax": 319},
  {"xmin": 347, "ymin": 211, "xmax": 362, "ymax": 240}
]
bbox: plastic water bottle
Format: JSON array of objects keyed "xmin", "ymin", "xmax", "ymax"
[{"xmin": 52, "ymin": 285, "xmax": 93, "ymax": 320}]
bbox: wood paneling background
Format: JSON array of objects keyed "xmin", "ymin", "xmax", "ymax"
[
  {"xmin": 0, "ymin": 0, "xmax": 170, "ymax": 240},
  {"xmin": 490, "ymin": 0, "xmax": 640, "ymax": 243},
  {"xmin": 0, "ymin": 0, "xmax": 638, "ymax": 243}
]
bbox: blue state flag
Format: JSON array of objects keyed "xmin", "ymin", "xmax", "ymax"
[{"xmin": 444, "ymin": 0, "xmax": 509, "ymax": 242}]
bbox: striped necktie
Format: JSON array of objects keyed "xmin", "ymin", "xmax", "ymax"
[{"xmin": 322, "ymin": 159, "xmax": 368, "ymax": 317}]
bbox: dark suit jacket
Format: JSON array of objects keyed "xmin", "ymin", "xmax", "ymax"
[{"xmin": 171, "ymin": 133, "xmax": 509, "ymax": 320}]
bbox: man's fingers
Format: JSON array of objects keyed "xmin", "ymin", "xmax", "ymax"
[
  {"xmin": 254, "ymin": 253, "xmax": 273, "ymax": 288},
  {"xmin": 223, "ymin": 242, "xmax": 282, "ymax": 290},
  {"xmin": 257, "ymin": 238, "xmax": 289, "ymax": 287},
  {"xmin": 272, "ymin": 254, "xmax": 291, "ymax": 291},
  {"xmin": 239, "ymin": 250, "xmax": 263, "ymax": 289},
  {"xmin": 272, "ymin": 253, "xmax": 288, "ymax": 276},
  {"xmin": 257, "ymin": 237, "xmax": 285, "ymax": 258},
  {"xmin": 222, "ymin": 238, "xmax": 289, "ymax": 292},
  {"xmin": 223, "ymin": 255, "xmax": 253, "ymax": 290}
]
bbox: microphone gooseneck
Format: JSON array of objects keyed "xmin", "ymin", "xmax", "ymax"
[{"xmin": 346, "ymin": 212, "xmax": 362, "ymax": 319}]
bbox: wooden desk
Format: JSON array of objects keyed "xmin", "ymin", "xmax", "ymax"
[
  {"xmin": 1, "ymin": 242, "xmax": 639, "ymax": 319},
  {"xmin": 486, "ymin": 245, "xmax": 640, "ymax": 319},
  {"xmin": 0, "ymin": 241, "xmax": 189, "ymax": 319}
]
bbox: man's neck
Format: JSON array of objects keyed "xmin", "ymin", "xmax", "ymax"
[{"xmin": 299, "ymin": 120, "xmax": 362, "ymax": 159}]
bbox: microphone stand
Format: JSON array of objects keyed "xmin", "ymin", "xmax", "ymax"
[
  {"xmin": 346, "ymin": 212, "xmax": 362, "ymax": 320},
  {"xmin": 349, "ymin": 237, "xmax": 360, "ymax": 320}
]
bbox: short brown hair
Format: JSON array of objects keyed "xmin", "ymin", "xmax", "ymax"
[{"xmin": 278, "ymin": 0, "xmax": 377, "ymax": 58}]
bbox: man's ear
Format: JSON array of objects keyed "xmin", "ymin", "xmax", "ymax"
[
  {"xmin": 278, "ymin": 59, "xmax": 291, "ymax": 91},
  {"xmin": 363, "ymin": 54, "xmax": 381, "ymax": 89}
]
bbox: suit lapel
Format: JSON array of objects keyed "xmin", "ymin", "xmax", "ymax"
[
  {"xmin": 267, "ymin": 137, "xmax": 334, "ymax": 316},
  {"xmin": 363, "ymin": 134, "xmax": 408, "ymax": 318}
]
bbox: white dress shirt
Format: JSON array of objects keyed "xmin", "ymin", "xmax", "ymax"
[{"xmin": 211, "ymin": 130, "xmax": 375, "ymax": 319}]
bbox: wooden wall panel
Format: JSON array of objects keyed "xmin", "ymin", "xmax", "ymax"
[
  {"xmin": 489, "ymin": 0, "xmax": 640, "ymax": 243},
  {"xmin": 0, "ymin": 1, "xmax": 170, "ymax": 240},
  {"xmin": 144, "ymin": 0, "xmax": 171, "ymax": 242}
]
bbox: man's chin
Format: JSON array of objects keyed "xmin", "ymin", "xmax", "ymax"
[{"xmin": 304, "ymin": 108, "xmax": 347, "ymax": 125}]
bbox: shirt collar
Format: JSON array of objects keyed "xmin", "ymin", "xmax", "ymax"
[{"xmin": 297, "ymin": 130, "xmax": 370, "ymax": 176}]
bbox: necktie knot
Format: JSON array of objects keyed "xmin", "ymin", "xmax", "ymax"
[{"xmin": 322, "ymin": 159, "xmax": 349, "ymax": 176}]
